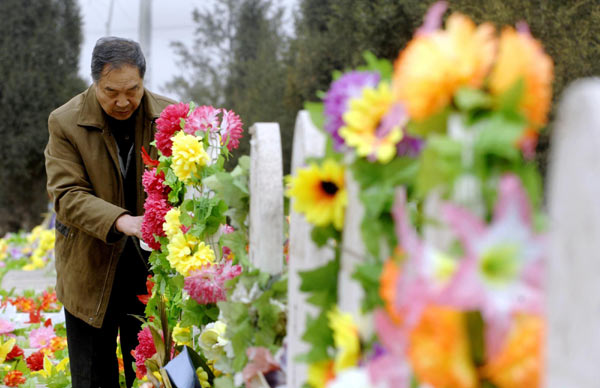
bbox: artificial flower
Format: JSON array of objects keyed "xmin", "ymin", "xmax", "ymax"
[
  {"xmin": 5, "ymin": 344, "xmax": 24, "ymax": 361},
  {"xmin": 489, "ymin": 25, "xmax": 553, "ymax": 129},
  {"xmin": 141, "ymin": 195, "xmax": 171, "ymax": 250},
  {"xmin": 166, "ymin": 232, "xmax": 216, "ymax": 277},
  {"xmin": 441, "ymin": 174, "xmax": 545, "ymax": 356},
  {"xmin": 184, "ymin": 105, "xmax": 220, "ymax": 134},
  {"xmin": 142, "ymin": 168, "xmax": 167, "ymax": 198},
  {"xmin": 171, "ymin": 131, "xmax": 210, "ymax": 183},
  {"xmin": 481, "ymin": 314, "xmax": 544, "ymax": 388},
  {"xmin": 328, "ymin": 307, "xmax": 360, "ymax": 372},
  {"xmin": 163, "ymin": 207, "xmax": 182, "ymax": 239},
  {"xmin": 42, "ymin": 336, "xmax": 67, "ymax": 355},
  {"xmin": 242, "ymin": 347, "xmax": 280, "ymax": 387},
  {"xmin": 323, "ymin": 71, "xmax": 381, "ymax": 149},
  {"xmin": 380, "ymin": 259, "xmax": 403, "ymax": 325},
  {"xmin": 137, "ymin": 275, "xmax": 154, "ymax": 305},
  {"xmin": 0, "ymin": 337, "xmax": 16, "ymax": 364},
  {"xmin": 11, "ymin": 296, "xmax": 35, "ymax": 312},
  {"xmin": 3, "ymin": 371, "xmax": 26, "ymax": 387},
  {"xmin": 0, "ymin": 318, "xmax": 14, "ymax": 334},
  {"xmin": 155, "ymin": 102, "xmax": 190, "ymax": 156},
  {"xmin": 286, "ymin": 159, "xmax": 347, "ymax": 230},
  {"xmin": 133, "ymin": 327, "xmax": 156, "ymax": 379},
  {"xmin": 393, "ymin": 12, "xmax": 496, "ymax": 121},
  {"xmin": 198, "ymin": 321, "xmax": 229, "ymax": 361},
  {"xmin": 141, "ymin": 146, "xmax": 159, "ymax": 167},
  {"xmin": 408, "ymin": 306, "xmax": 478, "ymax": 388},
  {"xmin": 220, "ymin": 109, "xmax": 244, "ymax": 151},
  {"xmin": 307, "ymin": 360, "xmax": 334, "ymax": 388},
  {"xmin": 172, "ymin": 322, "xmax": 192, "ymax": 347},
  {"xmin": 340, "ymin": 83, "xmax": 404, "ymax": 163},
  {"xmin": 29, "ymin": 326, "xmax": 56, "ymax": 348},
  {"xmin": 197, "ymin": 367, "xmax": 211, "ymax": 388},
  {"xmin": 184, "ymin": 261, "xmax": 242, "ymax": 305},
  {"xmin": 35, "ymin": 355, "xmax": 70, "ymax": 378},
  {"xmin": 26, "ymin": 350, "xmax": 45, "ymax": 371},
  {"xmin": 39, "ymin": 290, "xmax": 59, "ymax": 311}
]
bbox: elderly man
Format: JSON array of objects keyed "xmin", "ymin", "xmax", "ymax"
[{"xmin": 45, "ymin": 37, "xmax": 174, "ymax": 387}]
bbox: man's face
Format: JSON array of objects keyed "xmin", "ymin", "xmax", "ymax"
[{"xmin": 95, "ymin": 64, "xmax": 144, "ymax": 120}]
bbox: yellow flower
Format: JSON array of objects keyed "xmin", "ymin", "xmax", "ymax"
[
  {"xmin": 393, "ymin": 13, "xmax": 496, "ymax": 121},
  {"xmin": 171, "ymin": 131, "xmax": 210, "ymax": 183},
  {"xmin": 340, "ymin": 83, "xmax": 404, "ymax": 163},
  {"xmin": 328, "ymin": 307, "xmax": 360, "ymax": 372},
  {"xmin": 408, "ymin": 306, "xmax": 477, "ymax": 388},
  {"xmin": 307, "ymin": 360, "xmax": 335, "ymax": 388},
  {"xmin": 34, "ymin": 355, "xmax": 69, "ymax": 378},
  {"xmin": 286, "ymin": 159, "xmax": 347, "ymax": 230},
  {"xmin": 489, "ymin": 27, "xmax": 553, "ymax": 129},
  {"xmin": 0, "ymin": 239, "xmax": 8, "ymax": 261},
  {"xmin": 163, "ymin": 207, "xmax": 182, "ymax": 238},
  {"xmin": 172, "ymin": 322, "xmax": 192, "ymax": 347},
  {"xmin": 0, "ymin": 338, "xmax": 15, "ymax": 363},
  {"xmin": 196, "ymin": 367, "xmax": 211, "ymax": 388},
  {"xmin": 198, "ymin": 321, "xmax": 229, "ymax": 361},
  {"xmin": 480, "ymin": 314, "xmax": 543, "ymax": 388},
  {"xmin": 166, "ymin": 232, "xmax": 215, "ymax": 276}
]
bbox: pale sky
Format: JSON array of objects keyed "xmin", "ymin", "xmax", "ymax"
[{"xmin": 77, "ymin": 0, "xmax": 297, "ymax": 100}]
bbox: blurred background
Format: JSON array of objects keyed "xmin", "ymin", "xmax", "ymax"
[{"xmin": 1, "ymin": 0, "xmax": 599, "ymax": 235}]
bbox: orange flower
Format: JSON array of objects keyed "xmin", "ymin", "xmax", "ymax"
[
  {"xmin": 408, "ymin": 306, "xmax": 478, "ymax": 388},
  {"xmin": 4, "ymin": 371, "xmax": 26, "ymax": 387},
  {"xmin": 380, "ymin": 256, "xmax": 403, "ymax": 325},
  {"xmin": 12, "ymin": 296, "xmax": 35, "ymax": 313},
  {"xmin": 480, "ymin": 314, "xmax": 544, "ymax": 388},
  {"xmin": 489, "ymin": 27, "xmax": 553, "ymax": 129},
  {"xmin": 393, "ymin": 13, "xmax": 496, "ymax": 121}
]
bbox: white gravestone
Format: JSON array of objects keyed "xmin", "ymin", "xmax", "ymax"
[
  {"xmin": 547, "ymin": 78, "xmax": 600, "ymax": 387},
  {"xmin": 287, "ymin": 111, "xmax": 331, "ymax": 388},
  {"xmin": 249, "ymin": 123, "xmax": 284, "ymax": 275}
]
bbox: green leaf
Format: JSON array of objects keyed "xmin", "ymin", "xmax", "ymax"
[
  {"xmin": 179, "ymin": 210, "xmax": 193, "ymax": 227},
  {"xmin": 214, "ymin": 376, "xmax": 235, "ymax": 388},
  {"xmin": 352, "ymin": 260, "xmax": 384, "ymax": 312},
  {"xmin": 358, "ymin": 51, "xmax": 393, "ymax": 81},
  {"xmin": 465, "ymin": 310, "xmax": 485, "ymax": 366},
  {"xmin": 310, "ymin": 224, "xmax": 340, "ymax": 247},
  {"xmin": 304, "ymin": 101, "xmax": 325, "ymax": 130},
  {"xmin": 416, "ymin": 136, "xmax": 462, "ymax": 198},
  {"xmin": 455, "ymin": 87, "xmax": 493, "ymax": 111},
  {"xmin": 406, "ymin": 107, "xmax": 450, "ymax": 137},
  {"xmin": 297, "ymin": 312, "xmax": 334, "ymax": 363},
  {"xmin": 473, "ymin": 113, "xmax": 525, "ymax": 162},
  {"xmin": 495, "ymin": 77, "xmax": 525, "ymax": 113}
]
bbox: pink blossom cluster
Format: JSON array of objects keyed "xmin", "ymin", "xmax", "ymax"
[
  {"xmin": 133, "ymin": 327, "xmax": 156, "ymax": 378},
  {"xmin": 141, "ymin": 168, "xmax": 171, "ymax": 250},
  {"xmin": 184, "ymin": 261, "xmax": 243, "ymax": 305}
]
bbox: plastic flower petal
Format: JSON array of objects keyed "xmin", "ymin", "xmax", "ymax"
[
  {"xmin": 141, "ymin": 195, "xmax": 171, "ymax": 250},
  {"xmin": 171, "ymin": 131, "xmax": 210, "ymax": 183},
  {"xmin": 163, "ymin": 207, "xmax": 182, "ymax": 239},
  {"xmin": 307, "ymin": 360, "xmax": 335, "ymax": 388},
  {"xmin": 408, "ymin": 306, "xmax": 478, "ymax": 388},
  {"xmin": 198, "ymin": 321, "xmax": 229, "ymax": 361},
  {"xmin": 0, "ymin": 337, "xmax": 15, "ymax": 364},
  {"xmin": 0, "ymin": 318, "xmax": 14, "ymax": 334},
  {"xmin": 328, "ymin": 307, "xmax": 360, "ymax": 372},
  {"xmin": 29, "ymin": 326, "xmax": 56, "ymax": 348},
  {"xmin": 155, "ymin": 102, "xmax": 190, "ymax": 157},
  {"xmin": 286, "ymin": 159, "xmax": 347, "ymax": 230},
  {"xmin": 166, "ymin": 232, "xmax": 216, "ymax": 277},
  {"xmin": 133, "ymin": 327, "xmax": 156, "ymax": 379},
  {"xmin": 184, "ymin": 261, "xmax": 242, "ymax": 305},
  {"xmin": 3, "ymin": 371, "xmax": 26, "ymax": 387},
  {"xmin": 184, "ymin": 105, "xmax": 220, "ymax": 135},
  {"xmin": 242, "ymin": 347, "xmax": 280, "ymax": 388},
  {"xmin": 220, "ymin": 109, "xmax": 243, "ymax": 151},
  {"xmin": 489, "ymin": 26, "xmax": 553, "ymax": 129},
  {"xmin": 393, "ymin": 12, "xmax": 496, "ymax": 121},
  {"xmin": 340, "ymin": 83, "xmax": 404, "ymax": 163},
  {"xmin": 323, "ymin": 71, "xmax": 381, "ymax": 149}
]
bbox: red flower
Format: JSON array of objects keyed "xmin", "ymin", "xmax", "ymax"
[
  {"xmin": 141, "ymin": 195, "xmax": 171, "ymax": 251},
  {"xmin": 184, "ymin": 262, "xmax": 242, "ymax": 305},
  {"xmin": 220, "ymin": 109, "xmax": 243, "ymax": 151},
  {"xmin": 155, "ymin": 103, "xmax": 190, "ymax": 156},
  {"xmin": 26, "ymin": 350, "xmax": 44, "ymax": 371},
  {"xmin": 133, "ymin": 327, "xmax": 156, "ymax": 378},
  {"xmin": 4, "ymin": 371, "xmax": 26, "ymax": 387},
  {"xmin": 5, "ymin": 344, "xmax": 24, "ymax": 361},
  {"xmin": 39, "ymin": 290, "xmax": 59, "ymax": 311},
  {"xmin": 27, "ymin": 308, "xmax": 42, "ymax": 324},
  {"xmin": 142, "ymin": 168, "xmax": 168, "ymax": 198},
  {"xmin": 137, "ymin": 275, "xmax": 154, "ymax": 305},
  {"xmin": 184, "ymin": 105, "xmax": 220, "ymax": 135},
  {"xmin": 11, "ymin": 296, "xmax": 35, "ymax": 313},
  {"xmin": 141, "ymin": 146, "xmax": 159, "ymax": 167}
]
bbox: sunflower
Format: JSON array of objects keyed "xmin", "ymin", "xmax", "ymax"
[
  {"xmin": 393, "ymin": 13, "xmax": 497, "ymax": 121},
  {"xmin": 339, "ymin": 83, "xmax": 403, "ymax": 163},
  {"xmin": 488, "ymin": 26, "xmax": 553, "ymax": 129},
  {"xmin": 328, "ymin": 307, "xmax": 360, "ymax": 372},
  {"xmin": 286, "ymin": 159, "xmax": 347, "ymax": 230}
]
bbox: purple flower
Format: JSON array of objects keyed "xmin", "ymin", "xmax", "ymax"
[
  {"xmin": 323, "ymin": 71, "xmax": 380, "ymax": 149},
  {"xmin": 396, "ymin": 134, "xmax": 424, "ymax": 158}
]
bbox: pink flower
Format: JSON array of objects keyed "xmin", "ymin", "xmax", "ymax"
[
  {"xmin": 142, "ymin": 168, "xmax": 168, "ymax": 198},
  {"xmin": 29, "ymin": 326, "xmax": 55, "ymax": 348},
  {"xmin": 155, "ymin": 103, "xmax": 190, "ymax": 157},
  {"xmin": 242, "ymin": 347, "xmax": 280, "ymax": 387},
  {"xmin": 0, "ymin": 319, "xmax": 14, "ymax": 335},
  {"xmin": 133, "ymin": 327, "xmax": 156, "ymax": 378},
  {"xmin": 441, "ymin": 174, "xmax": 545, "ymax": 356},
  {"xmin": 141, "ymin": 195, "xmax": 171, "ymax": 251},
  {"xmin": 220, "ymin": 109, "xmax": 243, "ymax": 151},
  {"xmin": 184, "ymin": 262, "xmax": 242, "ymax": 305},
  {"xmin": 184, "ymin": 105, "xmax": 220, "ymax": 135}
]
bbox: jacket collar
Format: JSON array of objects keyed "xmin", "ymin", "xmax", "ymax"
[{"xmin": 77, "ymin": 84, "xmax": 163, "ymax": 129}]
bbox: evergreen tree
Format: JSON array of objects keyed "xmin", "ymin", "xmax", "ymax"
[{"xmin": 0, "ymin": 0, "xmax": 86, "ymax": 234}]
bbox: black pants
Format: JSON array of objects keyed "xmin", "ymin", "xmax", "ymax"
[{"xmin": 65, "ymin": 239, "xmax": 149, "ymax": 388}]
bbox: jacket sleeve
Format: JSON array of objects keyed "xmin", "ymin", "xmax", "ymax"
[{"xmin": 45, "ymin": 113, "xmax": 128, "ymax": 243}]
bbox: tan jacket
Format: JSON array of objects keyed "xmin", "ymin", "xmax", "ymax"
[{"xmin": 45, "ymin": 85, "xmax": 174, "ymax": 328}]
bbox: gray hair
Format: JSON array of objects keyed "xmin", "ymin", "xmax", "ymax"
[{"xmin": 91, "ymin": 37, "xmax": 146, "ymax": 82}]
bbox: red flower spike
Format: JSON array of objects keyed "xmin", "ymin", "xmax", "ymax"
[{"xmin": 142, "ymin": 146, "xmax": 160, "ymax": 167}]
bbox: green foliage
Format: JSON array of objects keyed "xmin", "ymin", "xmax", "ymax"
[
  {"xmin": 0, "ymin": 0, "xmax": 86, "ymax": 234},
  {"xmin": 352, "ymin": 260, "xmax": 384, "ymax": 312}
]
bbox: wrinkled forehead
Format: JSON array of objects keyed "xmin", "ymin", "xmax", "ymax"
[{"xmin": 98, "ymin": 64, "xmax": 143, "ymax": 91}]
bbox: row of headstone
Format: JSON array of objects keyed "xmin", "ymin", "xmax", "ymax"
[{"xmin": 248, "ymin": 77, "xmax": 600, "ymax": 388}]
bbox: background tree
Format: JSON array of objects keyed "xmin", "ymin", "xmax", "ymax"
[{"xmin": 0, "ymin": 0, "xmax": 86, "ymax": 234}]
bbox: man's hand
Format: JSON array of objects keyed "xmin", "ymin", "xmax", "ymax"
[{"xmin": 115, "ymin": 214, "xmax": 143, "ymax": 239}]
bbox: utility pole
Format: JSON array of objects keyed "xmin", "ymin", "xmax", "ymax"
[{"xmin": 138, "ymin": 0, "xmax": 152, "ymax": 89}]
